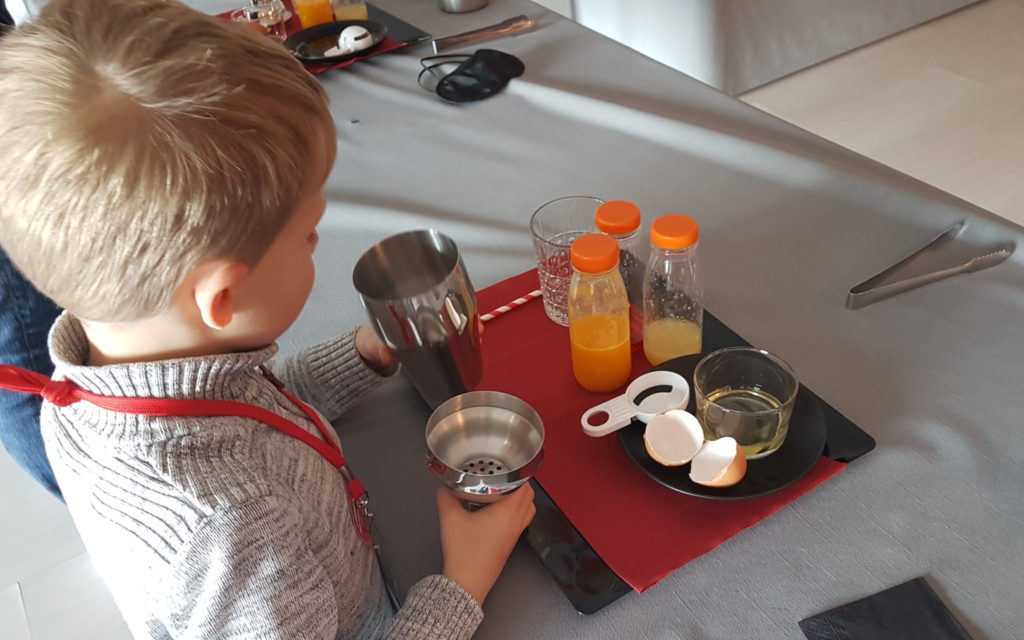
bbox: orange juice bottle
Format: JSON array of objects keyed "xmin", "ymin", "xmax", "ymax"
[{"xmin": 568, "ymin": 234, "xmax": 632, "ymax": 393}]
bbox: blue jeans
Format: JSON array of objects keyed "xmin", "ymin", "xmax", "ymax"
[{"xmin": 0, "ymin": 248, "xmax": 62, "ymax": 499}]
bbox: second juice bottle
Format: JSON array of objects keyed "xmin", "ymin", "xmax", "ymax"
[
  {"xmin": 643, "ymin": 214, "xmax": 703, "ymax": 365},
  {"xmin": 568, "ymin": 234, "xmax": 632, "ymax": 393}
]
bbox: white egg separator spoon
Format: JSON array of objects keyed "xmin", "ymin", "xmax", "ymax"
[{"xmin": 581, "ymin": 370, "xmax": 690, "ymax": 437}]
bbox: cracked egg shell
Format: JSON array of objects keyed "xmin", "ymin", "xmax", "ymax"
[
  {"xmin": 689, "ymin": 437, "xmax": 747, "ymax": 487},
  {"xmin": 643, "ymin": 409, "xmax": 704, "ymax": 466}
]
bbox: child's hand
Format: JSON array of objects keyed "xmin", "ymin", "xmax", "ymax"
[
  {"xmin": 438, "ymin": 483, "xmax": 536, "ymax": 606},
  {"xmin": 355, "ymin": 324, "xmax": 397, "ymax": 373}
]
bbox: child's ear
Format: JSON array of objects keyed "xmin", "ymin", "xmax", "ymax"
[{"xmin": 192, "ymin": 260, "xmax": 250, "ymax": 330}]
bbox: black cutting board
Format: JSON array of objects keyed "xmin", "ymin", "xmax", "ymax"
[{"xmin": 367, "ymin": 3, "xmax": 430, "ymax": 45}]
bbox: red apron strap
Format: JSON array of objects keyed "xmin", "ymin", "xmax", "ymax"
[
  {"xmin": 0, "ymin": 364, "xmax": 80, "ymax": 406},
  {"xmin": 0, "ymin": 364, "xmax": 345, "ymax": 471},
  {"xmin": 1, "ymin": 361, "xmax": 374, "ymax": 544}
]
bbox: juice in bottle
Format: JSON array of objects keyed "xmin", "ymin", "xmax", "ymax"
[
  {"xmin": 643, "ymin": 214, "xmax": 703, "ymax": 365},
  {"xmin": 568, "ymin": 234, "xmax": 632, "ymax": 393},
  {"xmin": 294, "ymin": 0, "xmax": 334, "ymax": 28},
  {"xmin": 570, "ymin": 314, "xmax": 631, "ymax": 392},
  {"xmin": 643, "ymin": 317, "xmax": 702, "ymax": 366},
  {"xmin": 333, "ymin": 0, "xmax": 369, "ymax": 20}
]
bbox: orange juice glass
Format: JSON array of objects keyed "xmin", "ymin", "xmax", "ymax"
[
  {"xmin": 294, "ymin": 0, "xmax": 334, "ymax": 28},
  {"xmin": 567, "ymin": 234, "xmax": 632, "ymax": 393}
]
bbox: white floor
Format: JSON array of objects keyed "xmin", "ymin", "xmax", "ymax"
[
  {"xmin": 2, "ymin": 1, "xmax": 1022, "ymax": 637},
  {"xmin": 0, "ymin": 450, "xmax": 131, "ymax": 639},
  {"xmin": 741, "ymin": 0, "xmax": 1024, "ymax": 229}
]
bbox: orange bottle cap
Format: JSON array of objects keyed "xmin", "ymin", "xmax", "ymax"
[
  {"xmin": 571, "ymin": 233, "xmax": 619, "ymax": 273},
  {"xmin": 595, "ymin": 200, "xmax": 641, "ymax": 235},
  {"xmin": 650, "ymin": 214, "xmax": 699, "ymax": 249}
]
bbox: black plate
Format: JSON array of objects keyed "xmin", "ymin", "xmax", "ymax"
[
  {"xmin": 284, "ymin": 20, "xmax": 388, "ymax": 63},
  {"xmin": 618, "ymin": 354, "xmax": 828, "ymax": 500}
]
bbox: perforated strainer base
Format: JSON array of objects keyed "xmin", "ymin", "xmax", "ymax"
[{"xmin": 460, "ymin": 456, "xmax": 508, "ymax": 475}]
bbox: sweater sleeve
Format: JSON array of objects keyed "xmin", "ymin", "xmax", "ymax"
[
  {"xmin": 266, "ymin": 330, "xmax": 396, "ymax": 421},
  {"xmin": 166, "ymin": 496, "xmax": 338, "ymax": 639},
  {"xmin": 384, "ymin": 575, "xmax": 483, "ymax": 640},
  {"xmin": 166, "ymin": 497, "xmax": 483, "ymax": 640}
]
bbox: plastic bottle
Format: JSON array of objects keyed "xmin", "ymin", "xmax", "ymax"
[
  {"xmin": 568, "ymin": 234, "xmax": 632, "ymax": 393},
  {"xmin": 595, "ymin": 200, "xmax": 646, "ymax": 344},
  {"xmin": 642, "ymin": 214, "xmax": 703, "ymax": 365}
]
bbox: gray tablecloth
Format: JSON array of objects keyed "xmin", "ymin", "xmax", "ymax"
[{"xmin": 194, "ymin": 1, "xmax": 1024, "ymax": 637}]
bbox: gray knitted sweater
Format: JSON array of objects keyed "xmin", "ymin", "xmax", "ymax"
[{"xmin": 41, "ymin": 314, "xmax": 483, "ymax": 639}]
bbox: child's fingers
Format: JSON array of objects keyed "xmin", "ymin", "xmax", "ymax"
[
  {"xmin": 517, "ymin": 483, "xmax": 535, "ymax": 507},
  {"xmin": 506, "ymin": 484, "xmax": 535, "ymax": 528},
  {"xmin": 519, "ymin": 510, "xmax": 536, "ymax": 530},
  {"xmin": 497, "ymin": 483, "xmax": 532, "ymax": 515},
  {"xmin": 512, "ymin": 483, "xmax": 533, "ymax": 503},
  {"xmin": 519, "ymin": 491, "xmax": 536, "ymax": 526},
  {"xmin": 510, "ymin": 482, "xmax": 534, "ymax": 501},
  {"xmin": 436, "ymin": 487, "xmax": 463, "ymax": 514}
]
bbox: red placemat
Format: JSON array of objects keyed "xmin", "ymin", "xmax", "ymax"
[
  {"xmin": 215, "ymin": 2, "xmax": 412, "ymax": 74},
  {"xmin": 476, "ymin": 270, "xmax": 846, "ymax": 592}
]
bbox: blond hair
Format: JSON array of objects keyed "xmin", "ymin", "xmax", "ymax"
[{"xmin": 0, "ymin": 0, "xmax": 334, "ymax": 322}]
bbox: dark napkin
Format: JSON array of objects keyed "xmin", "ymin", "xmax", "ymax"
[
  {"xmin": 800, "ymin": 577, "xmax": 973, "ymax": 640},
  {"xmin": 435, "ymin": 49, "xmax": 524, "ymax": 102}
]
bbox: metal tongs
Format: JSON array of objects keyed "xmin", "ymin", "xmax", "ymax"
[
  {"xmin": 432, "ymin": 15, "xmax": 535, "ymax": 53},
  {"xmin": 846, "ymin": 220, "xmax": 1015, "ymax": 309}
]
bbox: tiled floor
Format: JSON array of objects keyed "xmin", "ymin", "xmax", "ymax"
[{"xmin": 2, "ymin": 1, "xmax": 1021, "ymax": 637}]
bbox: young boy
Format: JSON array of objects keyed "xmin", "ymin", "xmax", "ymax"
[{"xmin": 0, "ymin": 0, "xmax": 535, "ymax": 638}]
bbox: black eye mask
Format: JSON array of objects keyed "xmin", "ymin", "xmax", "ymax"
[{"xmin": 418, "ymin": 49, "xmax": 525, "ymax": 103}]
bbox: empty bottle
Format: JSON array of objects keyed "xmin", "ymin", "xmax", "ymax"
[{"xmin": 595, "ymin": 200, "xmax": 646, "ymax": 343}]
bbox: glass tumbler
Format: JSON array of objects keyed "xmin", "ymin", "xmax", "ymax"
[
  {"xmin": 254, "ymin": 0, "xmax": 287, "ymax": 40},
  {"xmin": 529, "ymin": 196, "xmax": 603, "ymax": 326},
  {"xmin": 694, "ymin": 347, "xmax": 799, "ymax": 459},
  {"xmin": 231, "ymin": 6, "xmax": 269, "ymax": 35},
  {"xmin": 231, "ymin": 2, "xmax": 287, "ymax": 40}
]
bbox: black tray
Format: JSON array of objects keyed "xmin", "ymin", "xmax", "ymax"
[{"xmin": 524, "ymin": 310, "xmax": 875, "ymax": 615}]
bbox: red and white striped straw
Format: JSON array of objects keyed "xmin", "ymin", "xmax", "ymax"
[{"xmin": 481, "ymin": 289, "xmax": 542, "ymax": 323}]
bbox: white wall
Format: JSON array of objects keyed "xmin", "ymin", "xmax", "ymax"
[
  {"xmin": 573, "ymin": 0, "xmax": 721, "ymax": 87},
  {"xmin": 537, "ymin": 0, "xmax": 572, "ymax": 18}
]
